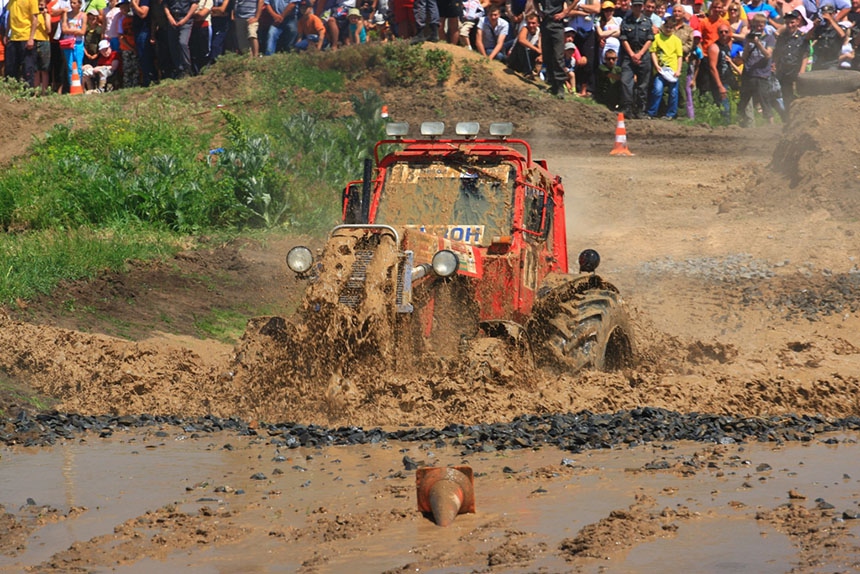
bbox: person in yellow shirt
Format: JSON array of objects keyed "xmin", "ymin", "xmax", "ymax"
[
  {"xmin": 646, "ymin": 15, "xmax": 684, "ymax": 118},
  {"xmin": 6, "ymin": 0, "xmax": 40, "ymax": 85}
]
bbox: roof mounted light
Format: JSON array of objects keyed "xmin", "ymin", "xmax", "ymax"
[
  {"xmin": 386, "ymin": 122, "xmax": 409, "ymax": 137},
  {"xmin": 489, "ymin": 122, "xmax": 514, "ymax": 138},
  {"xmin": 455, "ymin": 122, "xmax": 480, "ymax": 137},
  {"xmin": 420, "ymin": 122, "xmax": 445, "ymax": 137}
]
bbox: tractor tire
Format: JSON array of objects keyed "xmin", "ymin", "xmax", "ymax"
[
  {"xmin": 530, "ymin": 277, "xmax": 635, "ymax": 373},
  {"xmin": 795, "ymin": 70, "xmax": 860, "ymax": 97}
]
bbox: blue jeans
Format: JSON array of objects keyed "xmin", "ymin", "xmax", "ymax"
[
  {"xmin": 647, "ymin": 73, "xmax": 679, "ymax": 118},
  {"xmin": 265, "ymin": 17, "xmax": 298, "ymax": 55}
]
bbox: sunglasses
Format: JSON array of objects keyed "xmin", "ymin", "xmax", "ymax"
[
  {"xmin": 719, "ymin": 30, "xmax": 731, "ymax": 34},
  {"xmin": 728, "ymin": 7, "xmax": 738, "ymax": 11}
]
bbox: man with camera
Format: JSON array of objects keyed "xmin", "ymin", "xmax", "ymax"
[
  {"xmin": 812, "ymin": 3, "xmax": 847, "ymax": 69},
  {"xmin": 737, "ymin": 12, "xmax": 776, "ymax": 126}
]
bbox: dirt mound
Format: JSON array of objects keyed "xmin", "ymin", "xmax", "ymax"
[{"xmin": 766, "ymin": 91, "xmax": 860, "ymax": 217}]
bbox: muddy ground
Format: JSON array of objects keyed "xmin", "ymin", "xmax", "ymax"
[{"xmin": 2, "ymin": 45, "xmax": 860, "ymax": 571}]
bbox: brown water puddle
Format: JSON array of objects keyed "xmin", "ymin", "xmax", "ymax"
[{"xmin": 1, "ymin": 431, "xmax": 859, "ymax": 572}]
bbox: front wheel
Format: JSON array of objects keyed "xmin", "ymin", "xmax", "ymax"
[{"xmin": 529, "ymin": 277, "xmax": 635, "ymax": 373}]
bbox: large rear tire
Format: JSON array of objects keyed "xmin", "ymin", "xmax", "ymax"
[
  {"xmin": 529, "ymin": 276, "xmax": 635, "ymax": 373},
  {"xmin": 795, "ymin": 70, "xmax": 860, "ymax": 97}
]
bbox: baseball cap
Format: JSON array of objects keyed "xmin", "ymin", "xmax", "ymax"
[
  {"xmin": 632, "ymin": 0, "xmax": 644, "ymax": 6},
  {"xmin": 564, "ymin": 41, "xmax": 577, "ymax": 50},
  {"xmin": 98, "ymin": 39, "xmax": 110, "ymax": 51},
  {"xmin": 783, "ymin": 9, "xmax": 801, "ymax": 18},
  {"xmin": 601, "ymin": 1, "xmax": 615, "ymax": 8}
]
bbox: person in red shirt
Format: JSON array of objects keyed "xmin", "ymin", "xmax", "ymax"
[{"xmin": 82, "ymin": 38, "xmax": 119, "ymax": 91}]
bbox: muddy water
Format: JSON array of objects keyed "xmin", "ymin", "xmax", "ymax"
[{"xmin": 2, "ymin": 431, "xmax": 860, "ymax": 572}]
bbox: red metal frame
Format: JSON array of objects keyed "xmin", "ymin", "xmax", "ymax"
[{"xmin": 348, "ymin": 136, "xmax": 570, "ymax": 325}]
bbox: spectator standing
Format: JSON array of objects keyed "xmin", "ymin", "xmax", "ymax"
[
  {"xmin": 60, "ymin": 0, "xmax": 86, "ymax": 87},
  {"xmin": 847, "ymin": 0, "xmax": 860, "ymax": 26},
  {"xmin": 646, "ymin": 15, "xmax": 682, "ymax": 118},
  {"xmin": 737, "ymin": 12, "xmax": 775, "ymax": 126},
  {"xmin": 164, "ymin": 0, "xmax": 197, "ymax": 77},
  {"xmin": 412, "ymin": 0, "xmax": 438, "ymax": 40},
  {"xmin": 536, "ymin": 0, "xmax": 575, "ymax": 97},
  {"xmin": 33, "ymin": 0, "xmax": 51, "ymax": 92},
  {"xmin": 234, "ymin": 0, "xmax": 260, "ymax": 54},
  {"xmin": 103, "ymin": 0, "xmax": 124, "ymax": 50},
  {"xmin": 295, "ymin": 0, "xmax": 325, "ymax": 48},
  {"xmin": 708, "ymin": 23, "xmax": 737, "ymax": 122},
  {"xmin": 597, "ymin": 0, "xmax": 621, "ymax": 63},
  {"xmin": 6, "ymin": 0, "xmax": 40, "ymax": 85},
  {"xmin": 436, "ymin": 0, "xmax": 458, "ymax": 43},
  {"xmin": 208, "ymin": 0, "xmax": 230, "ymax": 61},
  {"xmin": 726, "ymin": 1, "xmax": 747, "ymax": 58},
  {"xmin": 476, "ymin": 3, "xmax": 509, "ymax": 60},
  {"xmin": 618, "ymin": 0, "xmax": 653, "ymax": 117},
  {"xmin": 118, "ymin": 4, "xmax": 138, "ymax": 85},
  {"xmin": 189, "ymin": 0, "xmax": 210, "ymax": 72},
  {"xmin": 263, "ymin": 0, "xmax": 297, "ymax": 53},
  {"xmin": 773, "ymin": 9, "xmax": 807, "ymax": 114},
  {"xmin": 696, "ymin": 0, "xmax": 725, "ymax": 94},
  {"xmin": 130, "ymin": 0, "xmax": 154, "ymax": 85},
  {"xmin": 744, "ymin": 0, "xmax": 778, "ymax": 28},
  {"xmin": 508, "ymin": 11, "xmax": 541, "ymax": 75},
  {"xmin": 567, "ymin": 0, "xmax": 598, "ymax": 96},
  {"xmin": 812, "ymin": 4, "xmax": 846, "ymax": 69},
  {"xmin": 392, "ymin": 0, "xmax": 416, "ymax": 38},
  {"xmin": 643, "ymin": 0, "xmax": 660, "ymax": 31},
  {"xmin": 459, "ymin": 0, "xmax": 482, "ymax": 47},
  {"xmin": 83, "ymin": 6, "xmax": 101, "ymax": 64}
]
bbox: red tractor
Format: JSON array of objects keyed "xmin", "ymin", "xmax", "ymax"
[{"xmin": 284, "ymin": 121, "xmax": 634, "ymax": 376}]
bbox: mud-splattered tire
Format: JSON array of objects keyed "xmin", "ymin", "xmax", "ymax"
[
  {"xmin": 795, "ymin": 70, "xmax": 860, "ymax": 97},
  {"xmin": 531, "ymin": 278, "xmax": 635, "ymax": 373}
]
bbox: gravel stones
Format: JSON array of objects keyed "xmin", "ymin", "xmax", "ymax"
[{"xmin": 3, "ymin": 408, "xmax": 860, "ymax": 453}]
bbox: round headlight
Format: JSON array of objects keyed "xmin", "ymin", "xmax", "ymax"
[
  {"xmin": 286, "ymin": 246, "xmax": 314, "ymax": 274},
  {"xmin": 431, "ymin": 250, "xmax": 459, "ymax": 278}
]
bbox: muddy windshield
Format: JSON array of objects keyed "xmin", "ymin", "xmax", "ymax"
[{"xmin": 375, "ymin": 161, "xmax": 515, "ymax": 246}]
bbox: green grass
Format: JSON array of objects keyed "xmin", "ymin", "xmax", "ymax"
[
  {"xmin": 193, "ymin": 307, "xmax": 255, "ymax": 344},
  {"xmin": 0, "ymin": 226, "xmax": 181, "ymax": 304}
]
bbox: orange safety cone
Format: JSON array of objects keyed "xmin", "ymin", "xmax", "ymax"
[
  {"xmin": 380, "ymin": 104, "xmax": 389, "ymax": 119},
  {"xmin": 609, "ymin": 112, "xmax": 634, "ymax": 156},
  {"xmin": 69, "ymin": 62, "xmax": 83, "ymax": 96},
  {"xmin": 416, "ymin": 466, "xmax": 475, "ymax": 527}
]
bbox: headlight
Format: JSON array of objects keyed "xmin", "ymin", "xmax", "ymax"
[
  {"xmin": 286, "ymin": 246, "xmax": 314, "ymax": 274},
  {"xmin": 431, "ymin": 250, "xmax": 459, "ymax": 278}
]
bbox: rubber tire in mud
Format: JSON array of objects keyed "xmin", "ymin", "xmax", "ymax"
[
  {"xmin": 537, "ymin": 287, "xmax": 634, "ymax": 373},
  {"xmin": 795, "ymin": 70, "xmax": 860, "ymax": 97}
]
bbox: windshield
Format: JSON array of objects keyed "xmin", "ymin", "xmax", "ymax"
[{"xmin": 374, "ymin": 161, "xmax": 515, "ymax": 247}]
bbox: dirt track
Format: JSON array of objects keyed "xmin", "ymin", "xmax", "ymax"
[{"xmin": 3, "ymin": 59, "xmax": 860, "ymax": 570}]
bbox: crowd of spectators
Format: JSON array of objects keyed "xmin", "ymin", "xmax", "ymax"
[{"xmin": 1, "ymin": 0, "xmax": 859, "ymax": 122}]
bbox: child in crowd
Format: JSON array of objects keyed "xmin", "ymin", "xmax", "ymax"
[
  {"xmin": 103, "ymin": 0, "xmax": 126, "ymax": 51},
  {"xmin": 563, "ymin": 41, "xmax": 587, "ymax": 94},
  {"xmin": 83, "ymin": 7, "xmax": 102, "ymax": 65},
  {"xmin": 347, "ymin": 7, "xmax": 366, "ymax": 44}
]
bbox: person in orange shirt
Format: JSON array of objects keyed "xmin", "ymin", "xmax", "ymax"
[
  {"xmin": 696, "ymin": 0, "xmax": 726, "ymax": 94},
  {"xmin": 296, "ymin": 0, "xmax": 326, "ymax": 49}
]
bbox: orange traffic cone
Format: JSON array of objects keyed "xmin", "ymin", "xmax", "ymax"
[
  {"xmin": 416, "ymin": 466, "xmax": 475, "ymax": 527},
  {"xmin": 69, "ymin": 62, "xmax": 83, "ymax": 96},
  {"xmin": 609, "ymin": 112, "xmax": 634, "ymax": 156},
  {"xmin": 380, "ymin": 104, "xmax": 389, "ymax": 119}
]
